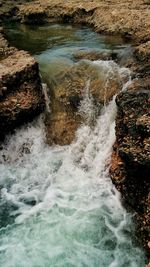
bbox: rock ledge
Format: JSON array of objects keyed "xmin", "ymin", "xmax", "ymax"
[{"xmin": 0, "ymin": 50, "xmax": 45, "ymax": 140}]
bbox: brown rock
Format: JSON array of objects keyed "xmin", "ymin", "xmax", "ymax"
[
  {"xmin": 18, "ymin": 3, "xmax": 47, "ymax": 24},
  {"xmin": 0, "ymin": 50, "xmax": 45, "ymax": 140},
  {"xmin": 110, "ymin": 87, "xmax": 150, "ymax": 257},
  {"xmin": 135, "ymin": 41, "xmax": 150, "ymax": 63},
  {"xmin": 45, "ymin": 111, "xmax": 81, "ymax": 146},
  {"xmin": 73, "ymin": 50, "xmax": 118, "ymax": 62},
  {"xmin": 0, "ymin": 30, "xmax": 17, "ymax": 60},
  {"xmin": 45, "ymin": 60, "xmax": 124, "ymax": 145}
]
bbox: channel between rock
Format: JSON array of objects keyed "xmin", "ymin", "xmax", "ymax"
[{"xmin": 0, "ymin": 0, "xmax": 149, "ymax": 264}]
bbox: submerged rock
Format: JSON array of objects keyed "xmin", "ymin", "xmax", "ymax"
[
  {"xmin": 45, "ymin": 60, "xmax": 124, "ymax": 145},
  {"xmin": 0, "ymin": 0, "xmax": 149, "ymax": 261},
  {"xmin": 73, "ymin": 49, "xmax": 118, "ymax": 62},
  {"xmin": 0, "ymin": 50, "xmax": 45, "ymax": 140}
]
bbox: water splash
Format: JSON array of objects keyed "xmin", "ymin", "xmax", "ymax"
[
  {"xmin": 0, "ymin": 62, "xmax": 145, "ymax": 266},
  {"xmin": 78, "ymin": 79, "xmax": 99, "ymax": 125}
]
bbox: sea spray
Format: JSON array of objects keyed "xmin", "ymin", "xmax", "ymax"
[
  {"xmin": 0, "ymin": 62, "xmax": 145, "ymax": 266},
  {"xmin": 1, "ymin": 23, "xmax": 146, "ymax": 266}
]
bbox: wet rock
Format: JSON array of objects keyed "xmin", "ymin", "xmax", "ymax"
[
  {"xmin": 0, "ymin": 0, "xmax": 149, "ymax": 260},
  {"xmin": 0, "ymin": 50, "xmax": 45, "ymax": 140},
  {"xmin": 45, "ymin": 111, "xmax": 81, "ymax": 146},
  {"xmin": 45, "ymin": 60, "xmax": 123, "ymax": 145},
  {"xmin": 110, "ymin": 87, "xmax": 150, "ymax": 256},
  {"xmin": 56, "ymin": 60, "xmax": 123, "ymax": 104},
  {"xmin": 73, "ymin": 48, "xmax": 139, "ymax": 75},
  {"xmin": 73, "ymin": 49, "xmax": 118, "ymax": 62}
]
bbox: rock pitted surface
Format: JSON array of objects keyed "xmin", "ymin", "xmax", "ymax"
[
  {"xmin": 0, "ymin": 0, "xmax": 149, "ymax": 262},
  {"xmin": 110, "ymin": 85, "xmax": 150, "ymax": 257},
  {"xmin": 45, "ymin": 60, "xmax": 124, "ymax": 145},
  {"xmin": 0, "ymin": 28, "xmax": 17, "ymax": 60},
  {"xmin": 0, "ymin": 50, "xmax": 45, "ymax": 140}
]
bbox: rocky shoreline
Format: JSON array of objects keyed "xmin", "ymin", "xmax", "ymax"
[
  {"xmin": 0, "ymin": 0, "xmax": 149, "ymax": 263},
  {"xmin": 0, "ymin": 50, "xmax": 45, "ymax": 140}
]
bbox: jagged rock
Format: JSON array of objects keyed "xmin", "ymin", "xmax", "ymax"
[
  {"xmin": 0, "ymin": 0, "xmax": 150, "ymax": 261},
  {"xmin": 0, "ymin": 28, "xmax": 17, "ymax": 60},
  {"xmin": 110, "ymin": 87, "xmax": 150, "ymax": 255},
  {"xmin": 18, "ymin": 3, "xmax": 47, "ymax": 24},
  {"xmin": 136, "ymin": 114, "xmax": 150, "ymax": 139},
  {"xmin": 0, "ymin": 50, "xmax": 45, "ymax": 140},
  {"xmin": 135, "ymin": 41, "xmax": 150, "ymax": 63}
]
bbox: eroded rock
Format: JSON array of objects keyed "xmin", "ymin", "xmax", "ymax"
[
  {"xmin": 0, "ymin": 0, "xmax": 149, "ymax": 262},
  {"xmin": 73, "ymin": 49, "xmax": 118, "ymax": 62},
  {"xmin": 19, "ymin": 3, "xmax": 48, "ymax": 24},
  {"xmin": 110, "ymin": 87, "xmax": 150, "ymax": 255},
  {"xmin": 135, "ymin": 41, "xmax": 150, "ymax": 64},
  {"xmin": 0, "ymin": 28, "xmax": 17, "ymax": 60},
  {"xmin": 45, "ymin": 60, "xmax": 127, "ymax": 145},
  {"xmin": 0, "ymin": 50, "xmax": 45, "ymax": 140}
]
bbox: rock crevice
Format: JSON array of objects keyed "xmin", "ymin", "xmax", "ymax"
[
  {"xmin": 110, "ymin": 86, "xmax": 150, "ymax": 257},
  {"xmin": 0, "ymin": 0, "xmax": 149, "ymax": 262}
]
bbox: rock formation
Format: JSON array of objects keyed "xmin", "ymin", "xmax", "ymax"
[
  {"xmin": 0, "ymin": 50, "xmax": 45, "ymax": 140},
  {"xmin": 0, "ymin": 0, "xmax": 149, "ymax": 263},
  {"xmin": 45, "ymin": 60, "xmax": 125, "ymax": 145},
  {"xmin": 110, "ymin": 78, "xmax": 150, "ymax": 258}
]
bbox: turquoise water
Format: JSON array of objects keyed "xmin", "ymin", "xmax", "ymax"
[
  {"xmin": 0, "ymin": 23, "xmax": 146, "ymax": 266},
  {"xmin": 4, "ymin": 23, "xmax": 130, "ymax": 86},
  {"xmin": 4, "ymin": 23, "xmax": 127, "ymax": 55}
]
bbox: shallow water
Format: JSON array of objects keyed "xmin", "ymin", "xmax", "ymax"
[
  {"xmin": 0, "ymin": 23, "xmax": 146, "ymax": 266},
  {"xmin": 4, "ymin": 23, "xmax": 131, "ymax": 86}
]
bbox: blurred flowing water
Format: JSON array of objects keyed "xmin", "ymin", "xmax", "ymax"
[{"xmin": 0, "ymin": 23, "xmax": 146, "ymax": 266}]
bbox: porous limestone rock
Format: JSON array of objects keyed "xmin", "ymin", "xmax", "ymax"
[
  {"xmin": 45, "ymin": 60, "xmax": 123, "ymax": 145},
  {"xmin": 110, "ymin": 86, "xmax": 150, "ymax": 256},
  {"xmin": 0, "ymin": 50, "xmax": 45, "ymax": 140}
]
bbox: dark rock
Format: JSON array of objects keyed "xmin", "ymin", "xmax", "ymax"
[
  {"xmin": 69, "ymin": 95, "xmax": 81, "ymax": 110},
  {"xmin": 110, "ymin": 86, "xmax": 150, "ymax": 256}
]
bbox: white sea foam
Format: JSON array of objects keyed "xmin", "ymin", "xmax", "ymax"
[{"xmin": 0, "ymin": 62, "xmax": 145, "ymax": 267}]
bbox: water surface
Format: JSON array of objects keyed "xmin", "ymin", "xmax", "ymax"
[
  {"xmin": 0, "ymin": 23, "xmax": 146, "ymax": 267},
  {"xmin": 4, "ymin": 23, "xmax": 131, "ymax": 85}
]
